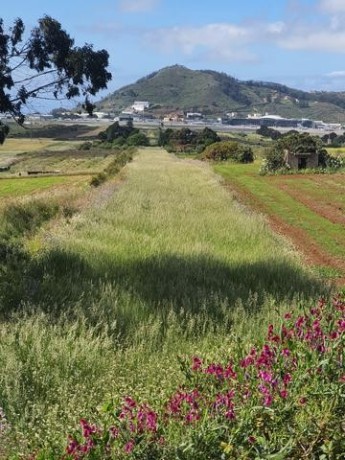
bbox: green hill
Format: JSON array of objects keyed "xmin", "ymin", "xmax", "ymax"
[{"xmin": 98, "ymin": 65, "xmax": 345, "ymax": 123}]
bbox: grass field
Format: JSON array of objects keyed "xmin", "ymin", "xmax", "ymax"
[
  {"xmin": 0, "ymin": 147, "xmax": 329, "ymax": 458},
  {"xmin": 0, "ymin": 138, "xmax": 116, "ymax": 176},
  {"xmin": 0, "ymin": 175, "xmax": 90, "ymax": 199},
  {"xmin": 214, "ymin": 161, "xmax": 345, "ymax": 281}
]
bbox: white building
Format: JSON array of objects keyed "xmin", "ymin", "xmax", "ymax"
[{"xmin": 132, "ymin": 101, "xmax": 149, "ymax": 112}]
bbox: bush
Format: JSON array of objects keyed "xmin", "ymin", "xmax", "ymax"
[
  {"xmin": 90, "ymin": 172, "xmax": 107, "ymax": 187},
  {"xmin": 127, "ymin": 132, "xmax": 149, "ymax": 147},
  {"xmin": 318, "ymin": 149, "xmax": 344, "ymax": 169},
  {"xmin": 260, "ymin": 146, "xmax": 286, "ymax": 174},
  {"xmin": 256, "ymin": 126, "xmax": 282, "ymax": 140},
  {"xmin": 78, "ymin": 141, "xmax": 93, "ymax": 151},
  {"xmin": 201, "ymin": 141, "xmax": 254, "ymax": 163}
]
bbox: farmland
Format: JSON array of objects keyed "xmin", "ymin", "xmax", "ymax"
[
  {"xmin": 215, "ymin": 162, "xmax": 345, "ymax": 283},
  {"xmin": 0, "ymin": 134, "xmax": 343, "ymax": 458}
]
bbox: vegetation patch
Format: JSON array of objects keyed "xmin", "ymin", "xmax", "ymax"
[{"xmin": 200, "ymin": 140, "xmax": 254, "ymax": 163}]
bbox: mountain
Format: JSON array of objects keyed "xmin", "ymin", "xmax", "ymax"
[{"xmin": 97, "ymin": 65, "xmax": 345, "ymax": 123}]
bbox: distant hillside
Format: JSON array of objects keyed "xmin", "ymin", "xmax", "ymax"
[{"xmin": 98, "ymin": 65, "xmax": 345, "ymax": 123}]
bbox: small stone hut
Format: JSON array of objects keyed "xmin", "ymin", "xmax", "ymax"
[{"xmin": 284, "ymin": 148, "xmax": 319, "ymax": 170}]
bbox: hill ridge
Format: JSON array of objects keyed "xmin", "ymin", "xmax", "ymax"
[{"xmin": 98, "ymin": 65, "xmax": 345, "ymax": 123}]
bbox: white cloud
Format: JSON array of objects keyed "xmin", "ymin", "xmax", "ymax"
[
  {"xmin": 118, "ymin": 0, "xmax": 160, "ymax": 12},
  {"xmin": 281, "ymin": 29, "xmax": 345, "ymax": 53},
  {"xmin": 326, "ymin": 70, "xmax": 345, "ymax": 78},
  {"xmin": 144, "ymin": 21, "xmax": 287, "ymax": 63},
  {"xmin": 319, "ymin": 0, "xmax": 345, "ymax": 13}
]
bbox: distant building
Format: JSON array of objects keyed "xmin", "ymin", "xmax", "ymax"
[
  {"xmin": 132, "ymin": 101, "xmax": 150, "ymax": 112},
  {"xmin": 114, "ymin": 113, "xmax": 134, "ymax": 125},
  {"xmin": 186, "ymin": 112, "xmax": 203, "ymax": 120}
]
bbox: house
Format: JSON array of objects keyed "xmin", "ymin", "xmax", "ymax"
[
  {"xmin": 132, "ymin": 101, "xmax": 149, "ymax": 112},
  {"xmin": 284, "ymin": 149, "xmax": 319, "ymax": 170}
]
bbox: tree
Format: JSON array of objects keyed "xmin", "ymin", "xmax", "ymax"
[{"xmin": 0, "ymin": 15, "xmax": 112, "ymax": 143}]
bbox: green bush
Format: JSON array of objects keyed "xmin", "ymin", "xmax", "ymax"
[
  {"xmin": 127, "ymin": 132, "xmax": 149, "ymax": 146},
  {"xmin": 201, "ymin": 141, "xmax": 254, "ymax": 163},
  {"xmin": 90, "ymin": 172, "xmax": 107, "ymax": 187},
  {"xmin": 78, "ymin": 141, "xmax": 93, "ymax": 151}
]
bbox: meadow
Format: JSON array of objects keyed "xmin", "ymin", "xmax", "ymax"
[{"xmin": 0, "ymin": 139, "xmax": 343, "ymax": 458}]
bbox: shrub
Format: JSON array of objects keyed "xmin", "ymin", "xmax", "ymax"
[
  {"xmin": 260, "ymin": 146, "xmax": 286, "ymax": 174},
  {"xmin": 201, "ymin": 141, "xmax": 254, "ymax": 163},
  {"xmin": 78, "ymin": 141, "xmax": 93, "ymax": 151},
  {"xmin": 318, "ymin": 149, "xmax": 344, "ymax": 169},
  {"xmin": 90, "ymin": 172, "xmax": 107, "ymax": 187},
  {"xmin": 127, "ymin": 132, "xmax": 149, "ymax": 147}
]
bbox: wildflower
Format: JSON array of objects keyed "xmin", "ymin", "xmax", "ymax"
[
  {"xmin": 264, "ymin": 394, "xmax": 273, "ymax": 406},
  {"xmin": 281, "ymin": 348, "xmax": 291, "ymax": 357},
  {"xmin": 124, "ymin": 440, "xmax": 135, "ymax": 454},
  {"xmin": 258, "ymin": 370, "xmax": 273, "ymax": 383},
  {"xmin": 66, "ymin": 436, "xmax": 79, "ymax": 455},
  {"xmin": 338, "ymin": 319, "xmax": 345, "ymax": 331},
  {"xmin": 280, "ymin": 389, "xmax": 288, "ymax": 399},
  {"xmin": 191, "ymin": 356, "xmax": 203, "ymax": 371},
  {"xmin": 80, "ymin": 419, "xmax": 98, "ymax": 438},
  {"xmin": 248, "ymin": 435, "xmax": 256, "ymax": 444},
  {"xmin": 283, "ymin": 373, "xmax": 292, "ymax": 386},
  {"xmin": 299, "ymin": 397, "xmax": 307, "ymax": 405},
  {"xmin": 109, "ymin": 426, "xmax": 119, "ymax": 438}
]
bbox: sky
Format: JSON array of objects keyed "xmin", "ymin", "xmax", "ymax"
[{"xmin": 3, "ymin": 0, "xmax": 345, "ymax": 110}]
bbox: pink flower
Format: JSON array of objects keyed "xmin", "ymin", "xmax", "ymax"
[
  {"xmin": 258, "ymin": 370, "xmax": 273, "ymax": 383},
  {"xmin": 264, "ymin": 394, "xmax": 273, "ymax": 406},
  {"xmin": 283, "ymin": 373, "xmax": 292, "ymax": 386},
  {"xmin": 280, "ymin": 389, "xmax": 288, "ymax": 399},
  {"xmin": 281, "ymin": 348, "xmax": 290, "ymax": 357},
  {"xmin": 191, "ymin": 356, "xmax": 203, "ymax": 371},
  {"xmin": 124, "ymin": 440, "xmax": 135, "ymax": 454},
  {"xmin": 248, "ymin": 435, "xmax": 256, "ymax": 444}
]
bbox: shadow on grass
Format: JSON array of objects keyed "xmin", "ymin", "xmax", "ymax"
[{"xmin": 1, "ymin": 247, "xmax": 326, "ymax": 325}]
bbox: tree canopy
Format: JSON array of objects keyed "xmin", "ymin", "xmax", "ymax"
[{"xmin": 0, "ymin": 15, "xmax": 112, "ymax": 143}]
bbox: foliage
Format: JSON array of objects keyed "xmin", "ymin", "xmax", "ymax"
[
  {"xmin": 90, "ymin": 148, "xmax": 134, "ymax": 186},
  {"xmin": 201, "ymin": 141, "xmax": 254, "ymax": 163},
  {"xmin": 158, "ymin": 126, "xmax": 220, "ymax": 153},
  {"xmin": 321, "ymin": 132, "xmax": 345, "ymax": 147},
  {"xmin": 318, "ymin": 149, "xmax": 344, "ymax": 169},
  {"xmin": 256, "ymin": 125, "xmax": 282, "ymax": 140},
  {"xmin": 98, "ymin": 122, "xmax": 149, "ymax": 147},
  {"xmin": 0, "ymin": 121, "xmax": 10, "ymax": 144},
  {"xmin": 63, "ymin": 295, "xmax": 345, "ymax": 459},
  {"xmin": 127, "ymin": 132, "xmax": 150, "ymax": 147},
  {"xmin": 261, "ymin": 133, "xmax": 325, "ymax": 173},
  {"xmin": 0, "ymin": 16, "xmax": 111, "ymax": 141}
]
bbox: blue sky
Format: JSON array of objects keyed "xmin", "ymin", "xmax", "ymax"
[{"xmin": 3, "ymin": 0, "xmax": 345, "ymax": 109}]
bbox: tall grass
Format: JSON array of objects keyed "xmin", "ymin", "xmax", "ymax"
[{"xmin": 0, "ymin": 148, "xmax": 328, "ymax": 457}]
